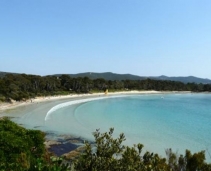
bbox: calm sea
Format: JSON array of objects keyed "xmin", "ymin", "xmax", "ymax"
[{"xmin": 2, "ymin": 93, "xmax": 211, "ymax": 160}]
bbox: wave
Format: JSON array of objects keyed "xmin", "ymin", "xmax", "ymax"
[{"xmin": 45, "ymin": 95, "xmax": 129, "ymax": 121}]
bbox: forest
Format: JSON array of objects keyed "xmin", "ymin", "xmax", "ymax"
[{"xmin": 0, "ymin": 73, "xmax": 211, "ymax": 102}]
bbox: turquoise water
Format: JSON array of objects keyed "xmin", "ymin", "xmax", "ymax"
[
  {"xmin": 46, "ymin": 93, "xmax": 211, "ymax": 160},
  {"xmin": 1, "ymin": 93, "xmax": 211, "ymax": 160}
]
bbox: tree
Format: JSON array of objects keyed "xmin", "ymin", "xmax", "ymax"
[
  {"xmin": 73, "ymin": 128, "xmax": 168, "ymax": 171},
  {"xmin": 0, "ymin": 118, "xmax": 71, "ymax": 171},
  {"xmin": 0, "ymin": 118, "xmax": 46, "ymax": 170},
  {"xmin": 185, "ymin": 150, "xmax": 206, "ymax": 171}
]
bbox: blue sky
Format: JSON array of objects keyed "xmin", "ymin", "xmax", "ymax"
[{"xmin": 0, "ymin": 0, "xmax": 211, "ymax": 79}]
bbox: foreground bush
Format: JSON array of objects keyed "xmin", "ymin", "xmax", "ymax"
[
  {"xmin": 1, "ymin": 118, "xmax": 211, "ymax": 170},
  {"xmin": 0, "ymin": 118, "xmax": 69, "ymax": 170},
  {"xmin": 74, "ymin": 128, "xmax": 211, "ymax": 171}
]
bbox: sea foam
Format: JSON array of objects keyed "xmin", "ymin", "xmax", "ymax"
[{"xmin": 45, "ymin": 95, "xmax": 128, "ymax": 121}]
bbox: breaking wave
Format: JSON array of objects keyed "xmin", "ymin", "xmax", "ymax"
[{"xmin": 45, "ymin": 95, "xmax": 128, "ymax": 121}]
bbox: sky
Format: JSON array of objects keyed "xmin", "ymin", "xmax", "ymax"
[{"xmin": 0, "ymin": 0, "xmax": 211, "ymax": 79}]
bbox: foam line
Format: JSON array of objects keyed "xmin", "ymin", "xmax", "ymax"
[{"xmin": 45, "ymin": 95, "xmax": 128, "ymax": 121}]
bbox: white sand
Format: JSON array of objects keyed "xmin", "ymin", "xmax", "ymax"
[
  {"xmin": 1, "ymin": 90, "xmax": 200, "ymax": 160},
  {"xmin": 0, "ymin": 90, "xmax": 167, "ymax": 112}
]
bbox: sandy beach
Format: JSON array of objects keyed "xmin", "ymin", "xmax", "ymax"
[
  {"xmin": 0, "ymin": 91, "xmax": 167, "ymax": 156},
  {"xmin": 2, "ymin": 90, "xmax": 210, "ymax": 161},
  {"xmin": 0, "ymin": 90, "xmax": 171, "ymax": 112}
]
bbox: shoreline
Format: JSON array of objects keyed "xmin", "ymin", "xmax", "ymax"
[
  {"xmin": 0, "ymin": 90, "xmax": 191, "ymax": 112},
  {"xmin": 1, "ymin": 90, "xmax": 211, "ymax": 161}
]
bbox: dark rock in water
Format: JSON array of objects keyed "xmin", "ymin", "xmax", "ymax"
[
  {"xmin": 45, "ymin": 132, "xmax": 88, "ymax": 156},
  {"xmin": 49, "ymin": 142, "xmax": 78, "ymax": 156}
]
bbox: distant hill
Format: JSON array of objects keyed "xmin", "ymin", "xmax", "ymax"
[
  {"xmin": 0, "ymin": 71, "xmax": 19, "ymax": 78},
  {"xmin": 54, "ymin": 72, "xmax": 211, "ymax": 84},
  {"xmin": 1, "ymin": 71, "xmax": 211, "ymax": 84},
  {"xmin": 54, "ymin": 72, "xmax": 146, "ymax": 81},
  {"xmin": 153, "ymin": 75, "xmax": 211, "ymax": 84}
]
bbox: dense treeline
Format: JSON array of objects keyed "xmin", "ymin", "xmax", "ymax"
[
  {"xmin": 1, "ymin": 118, "xmax": 211, "ymax": 171},
  {"xmin": 0, "ymin": 74, "xmax": 211, "ymax": 101}
]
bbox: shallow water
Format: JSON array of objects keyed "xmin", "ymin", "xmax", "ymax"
[{"xmin": 1, "ymin": 93, "xmax": 211, "ymax": 160}]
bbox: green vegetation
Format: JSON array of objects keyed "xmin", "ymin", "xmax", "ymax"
[
  {"xmin": 54, "ymin": 72, "xmax": 211, "ymax": 84},
  {"xmin": 1, "ymin": 118, "xmax": 211, "ymax": 170},
  {"xmin": 57, "ymin": 72, "xmax": 145, "ymax": 81},
  {"xmin": 2, "ymin": 72, "xmax": 211, "ymax": 84},
  {"xmin": 0, "ymin": 118, "xmax": 69, "ymax": 170},
  {"xmin": 0, "ymin": 73, "xmax": 211, "ymax": 102},
  {"xmin": 1, "ymin": 73, "xmax": 211, "ymax": 170},
  {"xmin": 73, "ymin": 128, "xmax": 211, "ymax": 171}
]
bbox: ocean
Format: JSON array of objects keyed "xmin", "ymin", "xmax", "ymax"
[{"xmin": 2, "ymin": 93, "xmax": 211, "ymax": 160}]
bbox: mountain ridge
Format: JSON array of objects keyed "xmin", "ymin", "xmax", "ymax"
[
  {"xmin": 1, "ymin": 71, "xmax": 211, "ymax": 84},
  {"xmin": 53, "ymin": 72, "xmax": 211, "ymax": 84}
]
